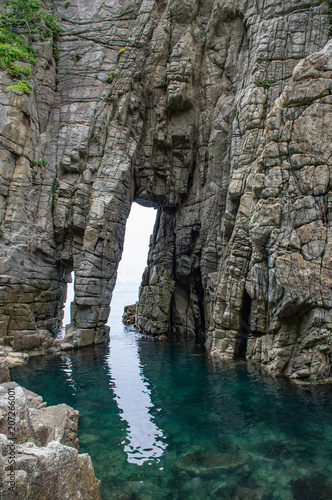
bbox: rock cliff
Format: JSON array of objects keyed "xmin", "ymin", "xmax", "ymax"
[{"xmin": 0, "ymin": 0, "xmax": 331, "ymax": 381}]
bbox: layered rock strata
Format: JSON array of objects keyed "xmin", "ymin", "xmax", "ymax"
[
  {"xmin": 0, "ymin": 377, "xmax": 101, "ymax": 499},
  {"xmin": 208, "ymin": 41, "xmax": 332, "ymax": 381},
  {"xmin": 0, "ymin": 0, "xmax": 331, "ymax": 380}
]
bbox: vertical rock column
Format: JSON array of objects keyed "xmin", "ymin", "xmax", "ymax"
[
  {"xmin": 65, "ymin": 149, "xmax": 132, "ymax": 347},
  {"xmin": 50, "ymin": 0, "xmax": 160, "ymax": 345},
  {"xmin": 137, "ymin": 209, "xmax": 176, "ymax": 335},
  {"xmin": 206, "ymin": 0, "xmax": 330, "ymax": 366},
  {"xmin": 0, "ymin": 36, "xmax": 64, "ymax": 341},
  {"xmin": 245, "ymin": 42, "xmax": 332, "ymax": 380}
]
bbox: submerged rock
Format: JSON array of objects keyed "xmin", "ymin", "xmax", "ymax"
[
  {"xmin": 172, "ymin": 449, "xmax": 249, "ymax": 478},
  {"xmin": 290, "ymin": 473, "xmax": 332, "ymax": 500},
  {"xmin": 155, "ymin": 334, "xmax": 168, "ymax": 341}
]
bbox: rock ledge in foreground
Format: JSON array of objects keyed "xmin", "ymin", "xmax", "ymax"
[{"xmin": 0, "ymin": 375, "xmax": 101, "ymax": 499}]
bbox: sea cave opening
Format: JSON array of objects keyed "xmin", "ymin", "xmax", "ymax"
[
  {"xmin": 111, "ymin": 201, "xmax": 157, "ymax": 305},
  {"xmin": 59, "ymin": 271, "xmax": 74, "ymax": 340},
  {"xmin": 61, "ymin": 202, "xmax": 157, "ymax": 336},
  {"xmin": 235, "ymin": 289, "xmax": 252, "ymax": 359}
]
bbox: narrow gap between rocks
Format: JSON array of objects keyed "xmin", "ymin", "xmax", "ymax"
[
  {"xmin": 115, "ymin": 202, "xmax": 157, "ymax": 296},
  {"xmin": 60, "ymin": 203, "xmax": 157, "ymax": 337},
  {"xmin": 59, "ymin": 272, "xmax": 74, "ymax": 340},
  {"xmin": 235, "ymin": 290, "xmax": 252, "ymax": 359}
]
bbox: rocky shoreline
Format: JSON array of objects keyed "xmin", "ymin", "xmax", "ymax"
[
  {"xmin": 0, "ymin": 360, "xmax": 101, "ymax": 499},
  {"xmin": 0, "ymin": 337, "xmax": 74, "ymax": 370}
]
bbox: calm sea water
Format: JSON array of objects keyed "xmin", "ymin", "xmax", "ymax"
[{"xmin": 10, "ymin": 284, "xmax": 332, "ymax": 499}]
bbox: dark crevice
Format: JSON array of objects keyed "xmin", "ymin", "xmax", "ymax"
[
  {"xmin": 194, "ymin": 267, "xmax": 205, "ymax": 340},
  {"xmin": 235, "ymin": 289, "xmax": 252, "ymax": 359}
]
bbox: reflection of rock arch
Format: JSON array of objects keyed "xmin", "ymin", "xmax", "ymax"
[{"xmin": 108, "ymin": 328, "xmax": 167, "ymax": 465}]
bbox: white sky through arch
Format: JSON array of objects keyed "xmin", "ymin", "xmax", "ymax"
[
  {"xmin": 62, "ymin": 203, "xmax": 156, "ymax": 328},
  {"xmin": 107, "ymin": 203, "xmax": 166, "ymax": 466},
  {"xmin": 116, "ymin": 202, "xmax": 157, "ymax": 284}
]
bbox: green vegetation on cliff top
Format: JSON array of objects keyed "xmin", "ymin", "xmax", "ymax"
[{"xmin": 0, "ymin": 0, "xmax": 60, "ymax": 94}]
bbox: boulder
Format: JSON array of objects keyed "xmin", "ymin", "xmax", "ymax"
[
  {"xmin": 0, "ymin": 382, "xmax": 101, "ymax": 499},
  {"xmin": 122, "ymin": 304, "xmax": 137, "ymax": 326}
]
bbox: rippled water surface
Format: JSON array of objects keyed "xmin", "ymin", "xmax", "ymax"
[{"xmin": 11, "ymin": 285, "xmax": 332, "ymax": 499}]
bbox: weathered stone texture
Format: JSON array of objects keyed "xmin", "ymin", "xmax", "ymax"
[
  {"xmin": 0, "ymin": 360, "xmax": 10, "ymax": 383},
  {"xmin": 0, "ymin": 0, "xmax": 331, "ymax": 380},
  {"xmin": 122, "ymin": 303, "xmax": 137, "ymax": 325},
  {"xmin": 0, "ymin": 382, "xmax": 101, "ymax": 499}
]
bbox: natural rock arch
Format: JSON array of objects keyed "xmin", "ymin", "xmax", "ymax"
[{"xmin": 0, "ymin": 0, "xmax": 331, "ymax": 380}]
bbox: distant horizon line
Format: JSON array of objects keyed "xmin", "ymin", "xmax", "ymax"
[{"xmin": 115, "ymin": 281, "xmax": 141, "ymax": 286}]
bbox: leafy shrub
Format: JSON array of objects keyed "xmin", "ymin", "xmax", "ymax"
[
  {"xmin": 317, "ymin": 0, "xmax": 332, "ymax": 30},
  {"xmin": 4, "ymin": 61, "xmax": 31, "ymax": 78},
  {"xmin": 5, "ymin": 78, "xmax": 32, "ymax": 95},
  {"xmin": 0, "ymin": 0, "xmax": 60, "ymax": 42},
  {"xmin": 53, "ymin": 43, "xmax": 59, "ymax": 61},
  {"xmin": 261, "ymin": 98, "xmax": 269, "ymax": 119},
  {"xmin": 259, "ymin": 79, "xmax": 271, "ymax": 89},
  {"xmin": 30, "ymin": 159, "xmax": 47, "ymax": 167},
  {"xmin": 0, "ymin": 0, "xmax": 60, "ymax": 84},
  {"xmin": 0, "ymin": 27, "xmax": 37, "ymax": 77},
  {"xmin": 106, "ymin": 70, "xmax": 115, "ymax": 83}
]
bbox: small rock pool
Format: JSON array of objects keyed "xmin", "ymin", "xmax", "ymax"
[{"xmin": 10, "ymin": 285, "xmax": 332, "ymax": 499}]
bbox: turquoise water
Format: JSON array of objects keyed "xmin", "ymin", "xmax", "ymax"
[{"xmin": 10, "ymin": 284, "xmax": 332, "ymax": 499}]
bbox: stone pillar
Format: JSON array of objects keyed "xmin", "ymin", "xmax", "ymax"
[{"xmin": 63, "ymin": 156, "xmax": 132, "ymax": 347}]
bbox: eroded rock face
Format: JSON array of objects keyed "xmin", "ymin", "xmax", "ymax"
[
  {"xmin": 0, "ymin": 360, "xmax": 10, "ymax": 383},
  {"xmin": 0, "ymin": 381, "xmax": 101, "ymax": 499},
  {"xmin": 207, "ymin": 41, "xmax": 332, "ymax": 381},
  {"xmin": 0, "ymin": 0, "xmax": 331, "ymax": 380},
  {"xmin": 122, "ymin": 303, "xmax": 137, "ymax": 326},
  {"xmin": 0, "ymin": 382, "xmax": 79, "ymax": 448}
]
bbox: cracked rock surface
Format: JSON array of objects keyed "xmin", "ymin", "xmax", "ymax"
[
  {"xmin": 0, "ymin": 380, "xmax": 101, "ymax": 499},
  {"xmin": 0, "ymin": 0, "xmax": 331, "ymax": 381}
]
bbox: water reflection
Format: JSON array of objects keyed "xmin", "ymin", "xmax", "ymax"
[
  {"xmin": 10, "ymin": 323, "xmax": 332, "ymax": 500},
  {"xmin": 107, "ymin": 285, "xmax": 167, "ymax": 465},
  {"xmin": 61, "ymin": 355, "xmax": 77, "ymax": 394}
]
